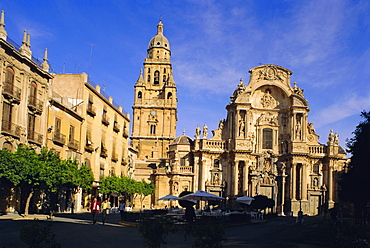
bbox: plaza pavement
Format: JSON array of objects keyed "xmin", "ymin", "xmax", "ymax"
[{"xmin": 0, "ymin": 211, "xmax": 331, "ymax": 247}]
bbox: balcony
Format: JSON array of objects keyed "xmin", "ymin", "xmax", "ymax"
[
  {"xmin": 102, "ymin": 115, "xmax": 110, "ymax": 126},
  {"xmin": 122, "ymin": 129, "xmax": 129, "ymax": 138},
  {"xmin": 27, "ymin": 131, "xmax": 43, "ymax": 146},
  {"xmin": 1, "ymin": 120, "xmax": 21, "ymax": 138},
  {"xmin": 85, "ymin": 144, "xmax": 94, "ymax": 153},
  {"xmin": 113, "ymin": 122, "xmax": 120, "ymax": 133},
  {"xmin": 2, "ymin": 81, "xmax": 21, "ymax": 104},
  {"xmin": 86, "ymin": 105, "xmax": 96, "ymax": 116},
  {"xmin": 28, "ymin": 96, "xmax": 43, "ymax": 114},
  {"xmin": 53, "ymin": 132, "xmax": 66, "ymax": 146},
  {"xmin": 68, "ymin": 139, "xmax": 79, "ymax": 150},
  {"xmin": 100, "ymin": 147, "xmax": 108, "ymax": 158},
  {"xmin": 111, "ymin": 152, "xmax": 118, "ymax": 162}
]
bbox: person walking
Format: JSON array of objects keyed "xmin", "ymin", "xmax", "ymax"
[
  {"xmin": 101, "ymin": 199, "xmax": 110, "ymax": 225},
  {"xmin": 119, "ymin": 200, "xmax": 126, "ymax": 221},
  {"xmin": 90, "ymin": 197, "xmax": 100, "ymax": 225}
]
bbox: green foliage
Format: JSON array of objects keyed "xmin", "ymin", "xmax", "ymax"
[
  {"xmin": 186, "ymin": 217, "xmax": 226, "ymax": 248},
  {"xmin": 138, "ymin": 215, "xmax": 173, "ymax": 248},
  {"xmin": 340, "ymin": 111, "xmax": 370, "ymax": 222},
  {"xmin": 0, "ymin": 145, "xmax": 94, "ymax": 214},
  {"xmin": 20, "ymin": 219, "xmax": 61, "ymax": 248}
]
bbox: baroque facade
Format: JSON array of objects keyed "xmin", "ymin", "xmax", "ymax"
[{"xmin": 132, "ymin": 21, "xmax": 347, "ymax": 216}]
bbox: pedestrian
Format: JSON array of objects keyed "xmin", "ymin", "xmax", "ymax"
[
  {"xmin": 119, "ymin": 200, "xmax": 126, "ymax": 221},
  {"xmin": 185, "ymin": 206, "xmax": 196, "ymax": 224},
  {"xmin": 296, "ymin": 210, "xmax": 303, "ymax": 225},
  {"xmin": 101, "ymin": 199, "xmax": 110, "ymax": 225},
  {"xmin": 90, "ymin": 197, "xmax": 100, "ymax": 225}
]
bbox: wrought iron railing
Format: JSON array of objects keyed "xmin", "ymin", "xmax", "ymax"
[
  {"xmin": 68, "ymin": 139, "xmax": 79, "ymax": 150},
  {"xmin": 28, "ymin": 96, "xmax": 43, "ymax": 113},
  {"xmin": 27, "ymin": 131, "xmax": 43, "ymax": 145},
  {"xmin": 2, "ymin": 81, "xmax": 21, "ymax": 102},
  {"xmin": 53, "ymin": 132, "xmax": 66, "ymax": 145},
  {"xmin": 1, "ymin": 120, "xmax": 21, "ymax": 138}
]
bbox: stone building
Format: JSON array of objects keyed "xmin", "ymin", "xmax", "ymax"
[
  {"xmin": 132, "ymin": 20, "xmax": 347, "ymax": 216},
  {"xmin": 51, "ymin": 73, "xmax": 130, "ymax": 207},
  {"xmin": 0, "ymin": 11, "xmax": 52, "ymax": 152}
]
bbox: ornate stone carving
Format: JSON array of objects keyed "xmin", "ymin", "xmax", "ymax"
[
  {"xmin": 261, "ymin": 91, "xmax": 277, "ymax": 108},
  {"xmin": 257, "ymin": 112, "xmax": 278, "ymax": 126},
  {"xmin": 230, "ymin": 79, "xmax": 247, "ymax": 101},
  {"xmin": 202, "ymin": 124, "xmax": 208, "ymax": 139},
  {"xmin": 194, "ymin": 126, "xmax": 201, "ymax": 139},
  {"xmin": 256, "ymin": 66, "xmax": 284, "ymax": 82}
]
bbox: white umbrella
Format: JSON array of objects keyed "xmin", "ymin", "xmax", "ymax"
[
  {"xmin": 179, "ymin": 190, "xmax": 224, "ymax": 201},
  {"xmin": 157, "ymin": 194, "xmax": 179, "ymax": 201},
  {"xmin": 236, "ymin": 196, "xmax": 255, "ymax": 205}
]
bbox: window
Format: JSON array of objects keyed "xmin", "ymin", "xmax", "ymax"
[
  {"xmin": 148, "ymin": 68, "xmax": 150, "ymax": 73},
  {"xmin": 147, "ymin": 75, "xmax": 150, "ymax": 82},
  {"xmin": 150, "ymin": 125, "xmax": 156, "ymax": 135},
  {"xmin": 180, "ymin": 158, "xmax": 186, "ymax": 166},
  {"xmin": 263, "ymin": 128, "xmax": 273, "ymax": 149},
  {"xmin": 69, "ymin": 125, "xmax": 75, "ymax": 142},
  {"xmin": 55, "ymin": 118, "xmax": 61, "ymax": 133},
  {"xmin": 5, "ymin": 67, "xmax": 14, "ymax": 85},
  {"xmin": 86, "ymin": 128, "xmax": 92, "ymax": 146},
  {"xmin": 2, "ymin": 102, "xmax": 12, "ymax": 131},
  {"xmin": 163, "ymin": 75, "xmax": 166, "ymax": 82},
  {"xmin": 214, "ymin": 159, "xmax": 220, "ymax": 168},
  {"xmin": 154, "ymin": 71, "xmax": 159, "ymax": 84},
  {"xmin": 27, "ymin": 114, "xmax": 36, "ymax": 138},
  {"xmin": 163, "ymin": 68, "xmax": 166, "ymax": 73},
  {"xmin": 313, "ymin": 163, "xmax": 320, "ymax": 174},
  {"xmin": 29, "ymin": 82, "xmax": 37, "ymax": 106},
  {"xmin": 167, "ymin": 92, "xmax": 172, "ymax": 99},
  {"xmin": 138, "ymin": 91, "xmax": 142, "ymax": 98}
]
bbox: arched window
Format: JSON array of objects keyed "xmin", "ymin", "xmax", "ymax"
[
  {"xmin": 163, "ymin": 68, "xmax": 166, "ymax": 73},
  {"xmin": 29, "ymin": 82, "xmax": 37, "ymax": 106},
  {"xmin": 138, "ymin": 91, "xmax": 142, "ymax": 98},
  {"xmin": 167, "ymin": 92, "xmax": 172, "ymax": 99},
  {"xmin": 262, "ymin": 128, "xmax": 273, "ymax": 149},
  {"xmin": 5, "ymin": 67, "xmax": 14, "ymax": 86},
  {"xmin": 163, "ymin": 75, "xmax": 166, "ymax": 82},
  {"xmin": 154, "ymin": 71, "xmax": 159, "ymax": 84},
  {"xmin": 214, "ymin": 159, "xmax": 220, "ymax": 168},
  {"xmin": 147, "ymin": 75, "xmax": 150, "ymax": 82}
]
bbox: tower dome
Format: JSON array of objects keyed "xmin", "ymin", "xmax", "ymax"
[{"xmin": 148, "ymin": 20, "xmax": 170, "ymax": 51}]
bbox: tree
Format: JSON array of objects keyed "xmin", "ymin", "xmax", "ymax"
[
  {"xmin": 340, "ymin": 111, "xmax": 370, "ymax": 225},
  {"xmin": 0, "ymin": 145, "xmax": 94, "ymax": 216},
  {"xmin": 136, "ymin": 179, "xmax": 154, "ymax": 209}
]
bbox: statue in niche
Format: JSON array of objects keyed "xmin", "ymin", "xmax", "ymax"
[
  {"xmin": 194, "ymin": 126, "xmax": 201, "ymax": 139},
  {"xmin": 203, "ymin": 124, "xmax": 208, "ymax": 139},
  {"xmin": 213, "ymin": 173, "xmax": 220, "ymax": 186},
  {"xmin": 238, "ymin": 119, "xmax": 245, "ymax": 137},
  {"xmin": 313, "ymin": 177, "xmax": 319, "ymax": 188},
  {"xmin": 295, "ymin": 119, "xmax": 302, "ymax": 140}
]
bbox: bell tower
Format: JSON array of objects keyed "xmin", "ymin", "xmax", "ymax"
[{"xmin": 131, "ymin": 20, "xmax": 177, "ymax": 160}]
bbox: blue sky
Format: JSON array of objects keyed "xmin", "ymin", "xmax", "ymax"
[{"xmin": 1, "ymin": 0, "xmax": 369, "ymax": 151}]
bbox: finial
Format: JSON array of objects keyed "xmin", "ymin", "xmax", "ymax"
[
  {"xmin": 240, "ymin": 78, "xmax": 243, "ymax": 83},
  {"xmin": 22, "ymin": 30, "xmax": 27, "ymax": 44},
  {"xmin": 43, "ymin": 48, "xmax": 48, "ymax": 62},
  {"xmin": 27, "ymin": 33, "xmax": 31, "ymax": 47},
  {"xmin": 182, "ymin": 129, "xmax": 185, "ymax": 135},
  {"xmin": 0, "ymin": 10, "xmax": 5, "ymax": 27}
]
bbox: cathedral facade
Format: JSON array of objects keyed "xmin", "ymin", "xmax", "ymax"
[{"xmin": 132, "ymin": 21, "xmax": 347, "ymax": 216}]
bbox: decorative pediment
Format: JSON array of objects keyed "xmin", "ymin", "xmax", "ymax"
[{"xmin": 256, "ymin": 66, "xmax": 286, "ymax": 83}]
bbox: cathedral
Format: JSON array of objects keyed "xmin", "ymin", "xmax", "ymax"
[{"xmin": 131, "ymin": 20, "xmax": 347, "ymax": 216}]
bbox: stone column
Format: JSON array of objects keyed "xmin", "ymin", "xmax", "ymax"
[
  {"xmin": 233, "ymin": 161, "xmax": 239, "ymax": 196},
  {"xmin": 280, "ymin": 175, "xmax": 287, "ymax": 216},
  {"xmin": 291, "ymin": 163, "xmax": 296, "ymax": 201},
  {"xmin": 242, "ymin": 161, "xmax": 249, "ymax": 195},
  {"xmin": 227, "ymin": 162, "xmax": 233, "ymax": 196},
  {"xmin": 328, "ymin": 165, "xmax": 335, "ymax": 208},
  {"xmin": 301, "ymin": 164, "xmax": 307, "ymax": 201}
]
